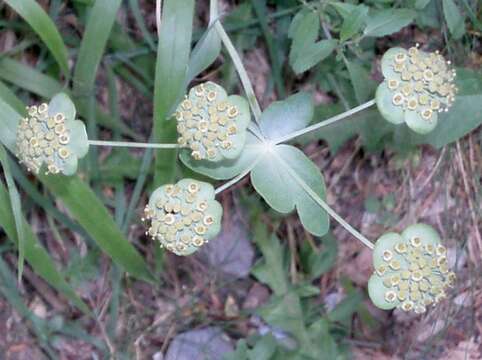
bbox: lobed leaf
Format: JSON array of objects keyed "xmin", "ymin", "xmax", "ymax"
[{"xmin": 251, "ymin": 145, "xmax": 329, "ymax": 237}]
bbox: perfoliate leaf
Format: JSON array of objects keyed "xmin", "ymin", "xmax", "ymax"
[
  {"xmin": 180, "ymin": 132, "xmax": 262, "ymax": 180},
  {"xmin": 412, "ymin": 68, "xmax": 482, "ymax": 147},
  {"xmin": 259, "ymin": 92, "xmax": 314, "ymax": 140}
]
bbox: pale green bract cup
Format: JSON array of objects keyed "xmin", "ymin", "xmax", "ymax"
[
  {"xmin": 144, "ymin": 179, "xmax": 223, "ymax": 256},
  {"xmin": 15, "ymin": 93, "xmax": 89, "ymax": 175},
  {"xmin": 175, "ymin": 82, "xmax": 250, "ymax": 162},
  {"xmin": 376, "ymin": 45, "xmax": 457, "ymax": 134},
  {"xmin": 368, "ymin": 223, "xmax": 456, "ymax": 314}
]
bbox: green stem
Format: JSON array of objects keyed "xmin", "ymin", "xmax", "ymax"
[
  {"xmin": 274, "ymin": 99, "xmax": 376, "ymax": 144},
  {"xmin": 214, "ymin": 20, "xmax": 263, "ymax": 125},
  {"xmin": 275, "ymin": 151, "xmax": 374, "ymax": 250},
  {"xmin": 214, "ymin": 158, "xmax": 260, "ymax": 195},
  {"xmin": 88, "ymin": 140, "xmax": 179, "ymax": 149}
]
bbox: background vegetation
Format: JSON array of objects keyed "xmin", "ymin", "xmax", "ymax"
[{"xmin": 0, "ymin": 0, "xmax": 480, "ymax": 359}]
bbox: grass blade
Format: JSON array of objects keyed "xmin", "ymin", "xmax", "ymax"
[
  {"xmin": 153, "ymin": 0, "xmax": 195, "ymax": 184},
  {"xmin": 0, "ymin": 58, "xmax": 141, "ymax": 140},
  {"xmin": 39, "ymin": 174, "xmax": 155, "ymax": 283},
  {"xmin": 0, "ymin": 183, "xmax": 90, "ymax": 314},
  {"xmin": 73, "ymin": 0, "xmax": 122, "ymax": 104},
  {"xmin": 4, "ymin": 0, "xmax": 69, "ymax": 75},
  {"xmin": 0, "ymin": 97, "xmax": 154, "ymax": 283},
  {"xmin": 0, "ymin": 146, "xmax": 25, "ymax": 282}
]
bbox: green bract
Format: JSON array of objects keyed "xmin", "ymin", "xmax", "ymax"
[
  {"xmin": 144, "ymin": 179, "xmax": 223, "ymax": 256},
  {"xmin": 15, "ymin": 93, "xmax": 89, "ymax": 175},
  {"xmin": 175, "ymin": 82, "xmax": 250, "ymax": 162},
  {"xmin": 376, "ymin": 45, "xmax": 457, "ymax": 134},
  {"xmin": 368, "ymin": 224, "xmax": 456, "ymax": 314}
]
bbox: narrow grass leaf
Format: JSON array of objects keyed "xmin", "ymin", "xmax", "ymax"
[
  {"xmin": 4, "ymin": 0, "xmax": 69, "ymax": 74},
  {"xmin": 0, "ymin": 58, "xmax": 140, "ymax": 139},
  {"xmin": 73, "ymin": 0, "xmax": 122, "ymax": 105},
  {"xmin": 39, "ymin": 174, "xmax": 155, "ymax": 283},
  {"xmin": 0, "ymin": 146, "xmax": 25, "ymax": 281},
  {"xmin": 0, "ymin": 97, "xmax": 154, "ymax": 283},
  {"xmin": 153, "ymin": 0, "xmax": 195, "ymax": 185},
  {"xmin": 185, "ymin": 25, "xmax": 221, "ymax": 86},
  {"xmin": 0, "ymin": 183, "xmax": 90, "ymax": 314}
]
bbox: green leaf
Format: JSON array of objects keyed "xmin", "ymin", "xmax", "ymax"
[
  {"xmin": 289, "ymin": 11, "xmax": 337, "ymax": 74},
  {"xmin": 153, "ymin": 0, "xmax": 195, "ymax": 185},
  {"xmin": 39, "ymin": 174, "xmax": 154, "ymax": 283},
  {"xmin": 0, "ymin": 146, "xmax": 25, "ymax": 281},
  {"xmin": 442, "ymin": 0, "xmax": 466, "ymax": 39},
  {"xmin": 0, "ymin": 58, "xmax": 138, "ymax": 140},
  {"xmin": 185, "ymin": 25, "xmax": 221, "ymax": 85},
  {"xmin": 247, "ymin": 335, "xmax": 277, "ymax": 360},
  {"xmin": 251, "ymin": 145, "xmax": 329, "ymax": 237},
  {"xmin": 4, "ymin": 0, "xmax": 69, "ymax": 74},
  {"xmin": 364, "ymin": 9, "xmax": 416, "ymax": 37},
  {"xmin": 180, "ymin": 132, "xmax": 262, "ymax": 180},
  {"xmin": 346, "ymin": 59, "xmax": 377, "ymax": 103},
  {"xmin": 328, "ymin": 291, "xmax": 363, "ymax": 323},
  {"xmin": 301, "ymin": 233, "xmax": 337, "ymax": 280},
  {"xmin": 258, "ymin": 291, "xmax": 316, "ymax": 356},
  {"xmin": 330, "ymin": 2, "xmax": 358, "ymax": 18},
  {"xmin": 73, "ymin": 0, "xmax": 122, "ymax": 103},
  {"xmin": 340, "ymin": 5, "xmax": 368, "ymax": 42},
  {"xmin": 0, "ymin": 182, "xmax": 90, "ymax": 314},
  {"xmin": 251, "ymin": 222, "xmax": 288, "ymax": 295},
  {"xmin": 413, "ymin": 68, "xmax": 482, "ymax": 148},
  {"xmin": 0, "ymin": 97, "xmax": 154, "ymax": 283},
  {"xmin": 259, "ymin": 92, "xmax": 314, "ymax": 140}
]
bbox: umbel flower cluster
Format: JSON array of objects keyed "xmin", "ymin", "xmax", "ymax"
[
  {"xmin": 12, "ymin": 46, "xmax": 458, "ymax": 315},
  {"xmin": 376, "ymin": 44, "xmax": 457, "ymax": 134},
  {"xmin": 143, "ymin": 179, "xmax": 222, "ymax": 256},
  {"xmin": 175, "ymin": 82, "xmax": 250, "ymax": 162},
  {"xmin": 15, "ymin": 93, "xmax": 89, "ymax": 175},
  {"xmin": 368, "ymin": 224, "xmax": 456, "ymax": 314}
]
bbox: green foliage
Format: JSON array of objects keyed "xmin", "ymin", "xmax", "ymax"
[
  {"xmin": 4, "ymin": 0, "xmax": 69, "ymax": 74},
  {"xmin": 0, "ymin": 182, "xmax": 90, "ymax": 313},
  {"xmin": 363, "ymin": 9, "xmax": 416, "ymax": 38},
  {"xmin": 288, "ymin": 10, "xmax": 337, "ymax": 74},
  {"xmin": 0, "ymin": 146, "xmax": 24, "ymax": 281},
  {"xmin": 442, "ymin": 0, "xmax": 466, "ymax": 39},
  {"xmin": 0, "ymin": 0, "xmax": 478, "ymax": 356},
  {"xmin": 153, "ymin": 0, "xmax": 195, "ymax": 185}
]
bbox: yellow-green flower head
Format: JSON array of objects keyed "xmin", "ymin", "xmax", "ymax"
[
  {"xmin": 143, "ymin": 179, "xmax": 222, "ymax": 256},
  {"xmin": 15, "ymin": 93, "xmax": 89, "ymax": 176},
  {"xmin": 175, "ymin": 82, "xmax": 250, "ymax": 162},
  {"xmin": 368, "ymin": 224, "xmax": 456, "ymax": 314},
  {"xmin": 376, "ymin": 45, "xmax": 457, "ymax": 134}
]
